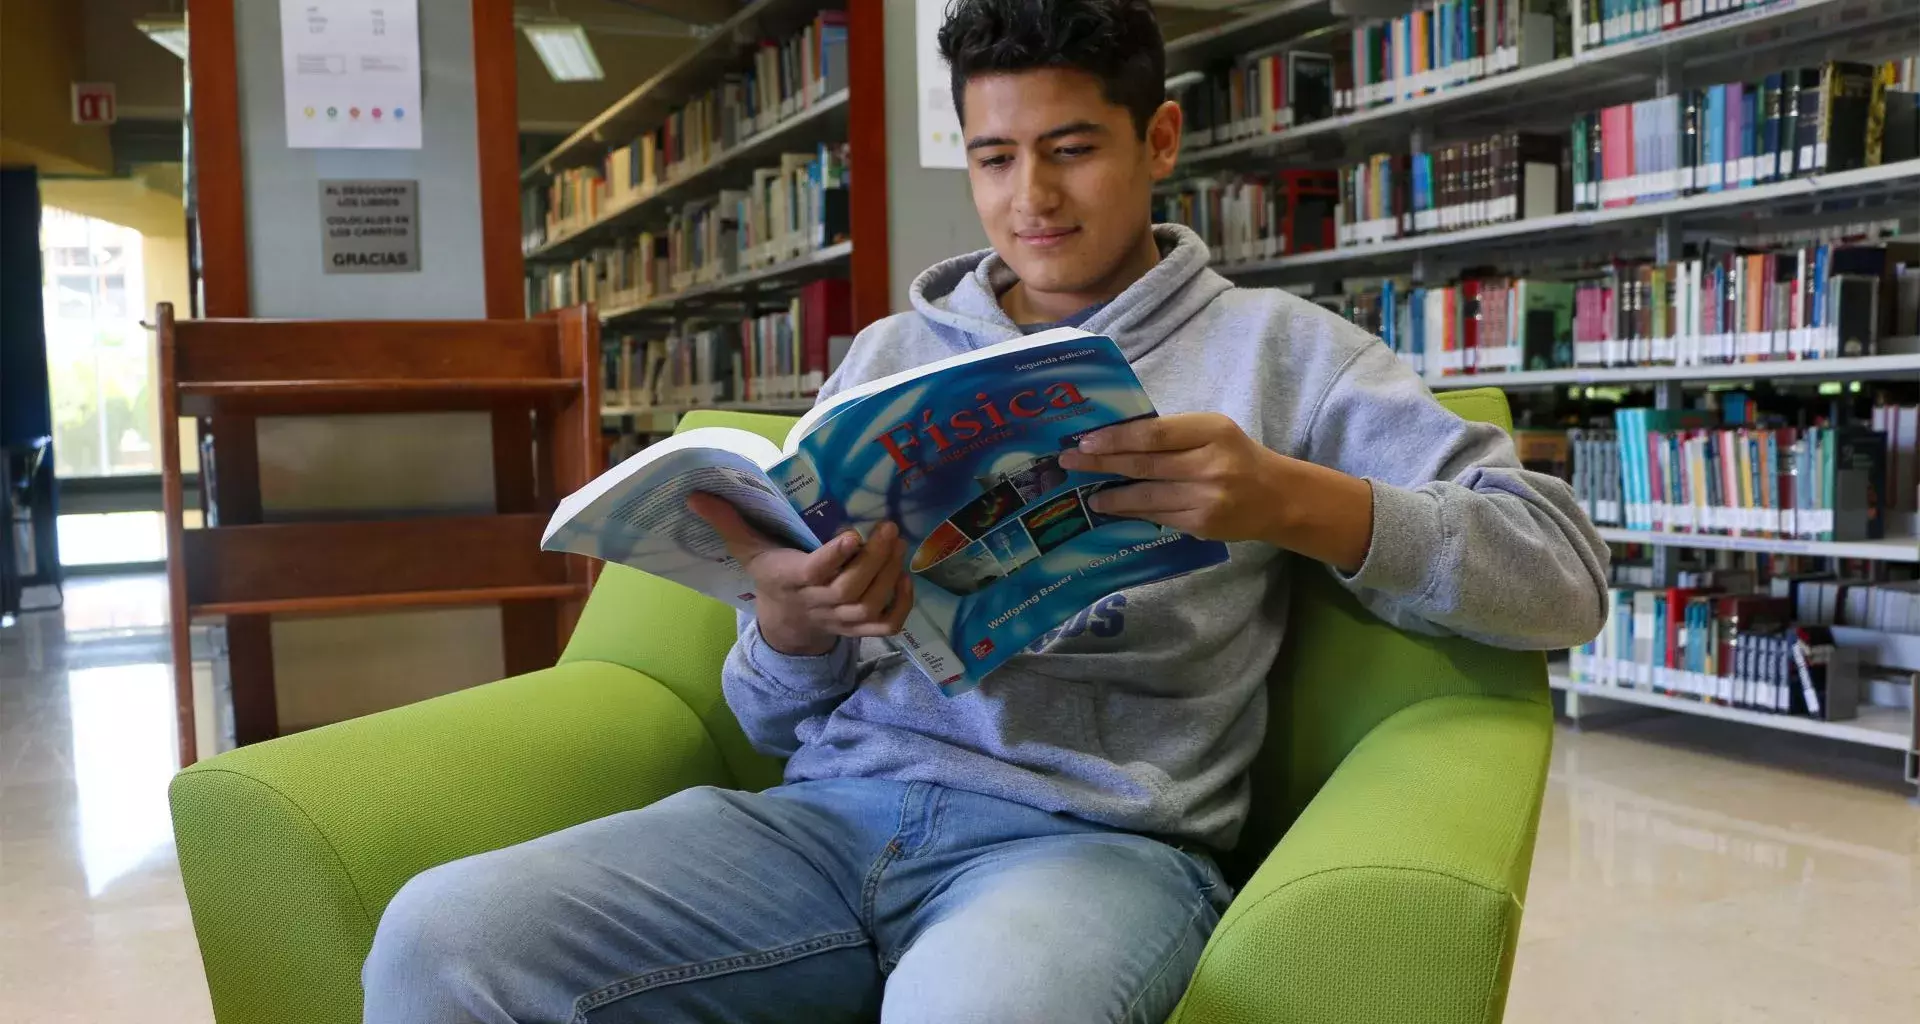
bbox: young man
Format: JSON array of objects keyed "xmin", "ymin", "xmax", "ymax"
[{"xmin": 363, "ymin": 1, "xmax": 1608, "ymax": 1020}]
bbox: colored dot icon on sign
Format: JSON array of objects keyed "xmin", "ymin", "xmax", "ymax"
[
  {"xmin": 372, "ymin": 108, "xmax": 383, "ymax": 119},
  {"xmin": 303, "ymin": 106, "xmax": 315, "ymax": 118},
  {"xmin": 349, "ymin": 107, "xmax": 360, "ymax": 119},
  {"xmin": 327, "ymin": 106, "xmax": 338, "ymax": 118},
  {"xmin": 393, "ymin": 107, "xmax": 405, "ymax": 119}
]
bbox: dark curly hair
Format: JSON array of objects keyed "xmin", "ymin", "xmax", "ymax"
[{"xmin": 936, "ymin": 0, "xmax": 1166, "ymax": 138}]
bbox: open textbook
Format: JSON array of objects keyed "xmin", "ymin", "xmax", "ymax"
[{"xmin": 541, "ymin": 327, "xmax": 1229, "ymax": 694}]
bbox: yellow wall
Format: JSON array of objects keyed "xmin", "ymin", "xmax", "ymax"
[{"xmin": 0, "ymin": 0, "xmax": 114, "ymax": 176}]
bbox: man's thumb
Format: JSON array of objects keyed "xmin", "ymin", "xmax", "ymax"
[{"xmin": 686, "ymin": 492, "xmax": 770, "ymax": 558}]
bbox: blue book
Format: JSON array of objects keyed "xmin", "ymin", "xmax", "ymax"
[
  {"xmin": 1741, "ymin": 85, "xmax": 1759, "ymax": 188},
  {"xmin": 1704, "ymin": 85, "xmax": 1725, "ymax": 192},
  {"xmin": 543, "ymin": 329, "xmax": 1230, "ymax": 695},
  {"xmin": 1411, "ymin": 286, "xmax": 1427, "ymax": 364}
]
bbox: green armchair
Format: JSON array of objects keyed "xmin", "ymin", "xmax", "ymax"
[{"xmin": 170, "ymin": 390, "xmax": 1551, "ymax": 1024}]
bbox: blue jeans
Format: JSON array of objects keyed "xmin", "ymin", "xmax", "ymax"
[{"xmin": 363, "ymin": 778, "xmax": 1231, "ymax": 1023}]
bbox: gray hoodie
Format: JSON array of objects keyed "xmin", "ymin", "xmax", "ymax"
[{"xmin": 721, "ymin": 224, "xmax": 1608, "ymax": 850}]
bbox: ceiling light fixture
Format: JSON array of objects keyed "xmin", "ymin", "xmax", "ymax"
[
  {"xmin": 521, "ymin": 19, "xmax": 605, "ymax": 82},
  {"xmin": 136, "ymin": 15, "xmax": 190, "ymax": 59}
]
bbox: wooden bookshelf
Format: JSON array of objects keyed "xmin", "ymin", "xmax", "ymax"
[
  {"xmin": 603, "ymin": 398, "xmax": 815, "ymax": 419},
  {"xmin": 157, "ymin": 304, "xmax": 602, "ymax": 765}
]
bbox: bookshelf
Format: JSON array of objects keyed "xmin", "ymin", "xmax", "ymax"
[
  {"xmin": 1159, "ymin": 2, "xmax": 1920, "ymax": 785},
  {"xmin": 527, "ymin": 89, "xmax": 850, "ymax": 262},
  {"xmin": 1175, "ymin": 0, "xmax": 1920, "ymax": 172},
  {"xmin": 597, "ymin": 240, "xmax": 853, "ymax": 322},
  {"xmin": 518, "ymin": 0, "xmax": 886, "ymax": 436},
  {"xmin": 1427, "ymin": 349, "xmax": 1920, "ymax": 388},
  {"xmin": 157, "ymin": 306, "xmax": 600, "ymax": 764},
  {"xmin": 1593, "ymin": 527, "xmax": 1919, "ymax": 561},
  {"xmin": 1202, "ymin": 158, "xmax": 1920, "ymax": 280},
  {"xmin": 1162, "ymin": 0, "xmax": 1342, "ymax": 81},
  {"xmin": 525, "ymin": 0, "xmax": 856, "ymax": 182},
  {"xmin": 1548, "ymin": 671, "xmax": 1913, "ymax": 750}
]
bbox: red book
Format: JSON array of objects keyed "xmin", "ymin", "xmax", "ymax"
[
  {"xmin": 1602, "ymin": 104, "xmax": 1634, "ymax": 208},
  {"xmin": 1664, "ymin": 587, "xmax": 1716, "ymax": 691},
  {"xmin": 799, "ymin": 278, "xmax": 852, "ymax": 392},
  {"xmin": 1460, "ymin": 279, "xmax": 1481, "ymax": 372},
  {"xmin": 1272, "ymin": 54, "xmax": 1285, "ymax": 131}
]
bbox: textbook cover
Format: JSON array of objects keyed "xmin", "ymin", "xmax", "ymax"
[{"xmin": 543, "ymin": 328, "xmax": 1229, "ymax": 694}]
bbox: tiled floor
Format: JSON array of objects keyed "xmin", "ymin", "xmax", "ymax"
[{"xmin": 2, "ymin": 575, "xmax": 1916, "ymax": 1023}]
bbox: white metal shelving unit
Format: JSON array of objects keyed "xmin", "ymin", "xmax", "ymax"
[
  {"xmin": 1592, "ymin": 528, "xmax": 1920, "ymax": 563},
  {"xmin": 527, "ymin": 90, "xmax": 850, "ymax": 262},
  {"xmin": 595, "ymin": 241, "xmax": 853, "ymax": 323},
  {"xmin": 1426, "ymin": 352, "xmax": 1920, "ymax": 390},
  {"xmin": 1205, "ymin": 160, "xmax": 1920, "ymax": 280},
  {"xmin": 1548, "ymin": 672, "xmax": 1915, "ymax": 752},
  {"xmin": 1175, "ymin": 0, "xmax": 1920, "ymax": 173}
]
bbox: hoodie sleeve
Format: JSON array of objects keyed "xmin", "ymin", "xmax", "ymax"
[
  {"xmin": 721, "ymin": 613, "xmax": 860, "ymax": 758},
  {"xmin": 716, "ymin": 319, "xmax": 908, "ymax": 757},
  {"xmin": 1301, "ymin": 339, "xmax": 1610, "ymax": 650}
]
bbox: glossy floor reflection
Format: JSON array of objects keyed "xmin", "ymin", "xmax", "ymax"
[
  {"xmin": 1, "ymin": 575, "xmax": 1915, "ymax": 1022},
  {"xmin": 1510, "ymin": 714, "xmax": 1919, "ymax": 1023},
  {"xmin": 0, "ymin": 576, "xmax": 213, "ymax": 1023}
]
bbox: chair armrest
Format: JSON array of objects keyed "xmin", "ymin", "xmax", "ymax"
[
  {"xmin": 168, "ymin": 660, "xmax": 732, "ymax": 1024},
  {"xmin": 1173, "ymin": 694, "xmax": 1553, "ymax": 1024}
]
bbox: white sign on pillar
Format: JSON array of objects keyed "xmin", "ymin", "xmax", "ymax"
[
  {"xmin": 280, "ymin": 0, "xmax": 424, "ymax": 149},
  {"xmin": 916, "ymin": 0, "xmax": 965, "ymax": 169}
]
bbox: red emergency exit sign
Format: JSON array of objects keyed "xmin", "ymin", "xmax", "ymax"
[{"xmin": 72, "ymin": 83, "xmax": 117, "ymax": 125}]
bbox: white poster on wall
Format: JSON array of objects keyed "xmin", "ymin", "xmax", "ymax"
[
  {"xmin": 917, "ymin": 0, "xmax": 965, "ymax": 169},
  {"xmin": 280, "ymin": 0, "xmax": 423, "ymax": 149}
]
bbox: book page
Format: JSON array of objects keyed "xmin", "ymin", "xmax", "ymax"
[{"xmin": 543, "ymin": 442, "xmax": 817, "ymax": 610}]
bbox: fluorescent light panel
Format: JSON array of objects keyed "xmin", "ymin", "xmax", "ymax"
[
  {"xmin": 522, "ymin": 21, "xmax": 604, "ymax": 82},
  {"xmin": 136, "ymin": 16, "xmax": 189, "ymax": 59}
]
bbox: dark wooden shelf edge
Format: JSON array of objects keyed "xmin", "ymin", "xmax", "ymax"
[
  {"xmin": 190, "ymin": 583, "xmax": 592, "ymax": 618},
  {"xmin": 179, "ymin": 378, "xmax": 582, "ymax": 394},
  {"xmin": 179, "ymin": 378, "xmax": 587, "ymax": 416}
]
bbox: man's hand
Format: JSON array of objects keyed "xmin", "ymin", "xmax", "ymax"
[
  {"xmin": 1057, "ymin": 412, "xmax": 1376, "ymax": 572},
  {"xmin": 687, "ymin": 493, "xmax": 914, "ymax": 656}
]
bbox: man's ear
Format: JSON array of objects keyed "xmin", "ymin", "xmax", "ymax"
[{"xmin": 1145, "ymin": 100, "xmax": 1182, "ymax": 180}]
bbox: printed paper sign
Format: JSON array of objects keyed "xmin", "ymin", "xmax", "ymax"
[
  {"xmin": 282, "ymin": 0, "xmax": 423, "ymax": 149},
  {"xmin": 319, "ymin": 179, "xmax": 419, "ymax": 273}
]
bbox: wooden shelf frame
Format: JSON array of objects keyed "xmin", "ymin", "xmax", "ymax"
[{"xmin": 157, "ymin": 304, "xmax": 603, "ymax": 763}]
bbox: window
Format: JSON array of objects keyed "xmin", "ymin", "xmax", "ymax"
[{"xmin": 40, "ymin": 208, "xmax": 158, "ymax": 479}]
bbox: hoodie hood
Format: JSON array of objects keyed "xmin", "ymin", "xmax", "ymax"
[{"xmin": 908, "ymin": 223, "xmax": 1234, "ymax": 359}]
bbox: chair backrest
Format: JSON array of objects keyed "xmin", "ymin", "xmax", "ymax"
[
  {"xmin": 558, "ymin": 410, "xmax": 799, "ymax": 792},
  {"xmin": 1230, "ymin": 387, "xmax": 1547, "ymax": 875},
  {"xmin": 564, "ymin": 394, "xmax": 1547, "ymax": 859}
]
